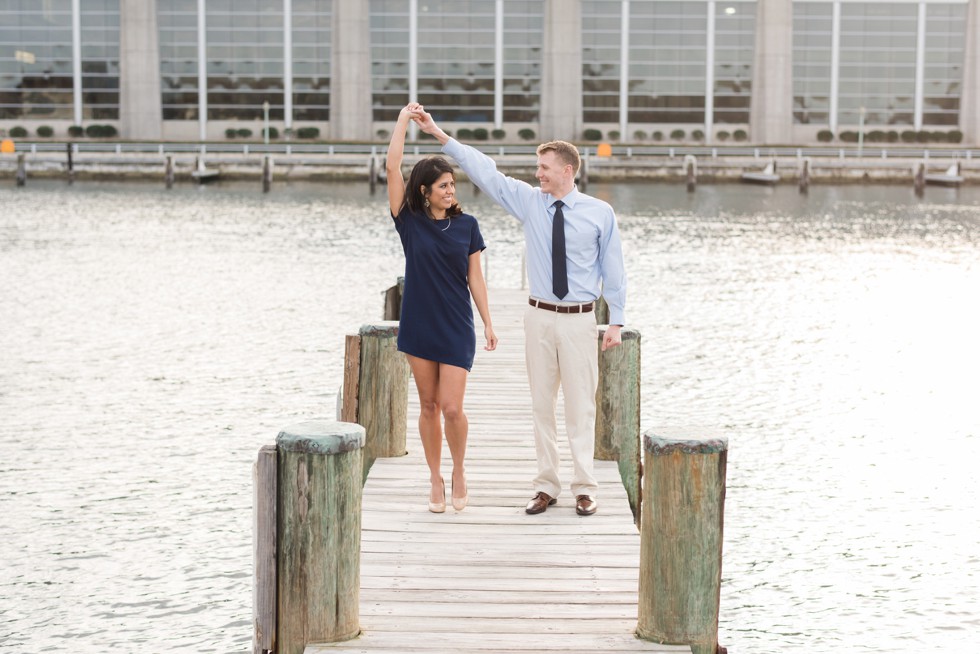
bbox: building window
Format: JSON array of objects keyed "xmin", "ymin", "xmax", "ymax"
[
  {"xmin": 159, "ymin": 0, "xmax": 198, "ymax": 120},
  {"xmin": 292, "ymin": 0, "xmax": 331, "ymax": 122},
  {"xmin": 80, "ymin": 0, "xmax": 120, "ymax": 120},
  {"xmin": 206, "ymin": 0, "xmax": 284, "ymax": 121},
  {"xmin": 628, "ymin": 1, "xmax": 707, "ymax": 125},
  {"xmin": 0, "ymin": 0, "xmax": 75, "ymax": 119},
  {"xmin": 839, "ymin": 2, "xmax": 917, "ymax": 126},
  {"xmin": 502, "ymin": 0, "xmax": 542, "ymax": 123},
  {"xmin": 714, "ymin": 1, "xmax": 754, "ymax": 124},
  {"xmin": 792, "ymin": 1, "xmax": 832, "ymax": 125},
  {"xmin": 582, "ymin": 0, "xmax": 622, "ymax": 123},
  {"xmin": 923, "ymin": 2, "xmax": 966, "ymax": 126},
  {"xmin": 416, "ymin": 1, "xmax": 495, "ymax": 123},
  {"xmin": 369, "ymin": 0, "xmax": 409, "ymax": 122}
]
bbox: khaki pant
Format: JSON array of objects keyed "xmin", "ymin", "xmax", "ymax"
[{"xmin": 523, "ymin": 303, "xmax": 599, "ymax": 498}]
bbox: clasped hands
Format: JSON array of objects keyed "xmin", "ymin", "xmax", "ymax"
[{"xmin": 401, "ymin": 103, "xmax": 436, "ymax": 134}]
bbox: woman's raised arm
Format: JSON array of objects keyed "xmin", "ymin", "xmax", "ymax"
[{"xmin": 386, "ymin": 103, "xmax": 422, "ymax": 216}]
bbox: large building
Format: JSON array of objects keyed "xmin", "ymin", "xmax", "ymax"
[{"xmin": 1, "ymin": 0, "xmax": 979, "ymax": 144}]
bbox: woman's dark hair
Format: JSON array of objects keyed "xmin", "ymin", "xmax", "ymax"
[{"xmin": 404, "ymin": 156, "xmax": 462, "ymax": 217}]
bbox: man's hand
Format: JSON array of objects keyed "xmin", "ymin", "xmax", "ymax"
[
  {"xmin": 601, "ymin": 324, "xmax": 623, "ymax": 351},
  {"xmin": 411, "ymin": 107, "xmax": 450, "ymax": 145},
  {"xmin": 400, "ymin": 102, "xmax": 423, "ymax": 121}
]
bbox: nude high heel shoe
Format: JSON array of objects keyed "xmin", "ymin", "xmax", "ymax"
[
  {"xmin": 452, "ymin": 473, "xmax": 468, "ymax": 511},
  {"xmin": 428, "ymin": 477, "xmax": 446, "ymax": 513}
]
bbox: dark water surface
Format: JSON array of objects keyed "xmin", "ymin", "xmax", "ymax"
[{"xmin": 2, "ymin": 180, "xmax": 978, "ymax": 652}]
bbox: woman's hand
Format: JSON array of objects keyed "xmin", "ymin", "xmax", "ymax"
[
  {"xmin": 400, "ymin": 102, "xmax": 423, "ymax": 122},
  {"xmin": 484, "ymin": 325, "xmax": 498, "ymax": 351}
]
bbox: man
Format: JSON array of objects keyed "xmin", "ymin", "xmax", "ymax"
[{"xmin": 414, "ymin": 108, "xmax": 626, "ymax": 517}]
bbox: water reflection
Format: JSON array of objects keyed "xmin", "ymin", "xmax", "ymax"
[{"xmin": 1, "ymin": 180, "xmax": 978, "ymax": 652}]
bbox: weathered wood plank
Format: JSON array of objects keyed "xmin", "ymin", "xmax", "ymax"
[
  {"xmin": 341, "ymin": 334, "xmax": 360, "ymax": 423},
  {"xmin": 358, "ymin": 562, "xmax": 640, "ymax": 581},
  {"xmin": 253, "ymin": 444, "xmax": 277, "ymax": 654},
  {"xmin": 337, "ymin": 615, "xmax": 645, "ymax": 634},
  {"xmin": 308, "ymin": 630, "xmax": 691, "ymax": 652}
]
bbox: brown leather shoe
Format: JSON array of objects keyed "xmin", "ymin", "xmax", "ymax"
[
  {"xmin": 525, "ymin": 492, "xmax": 557, "ymax": 514},
  {"xmin": 575, "ymin": 495, "xmax": 597, "ymax": 516}
]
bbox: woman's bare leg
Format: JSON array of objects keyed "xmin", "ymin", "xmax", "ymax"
[
  {"xmin": 438, "ymin": 363, "xmax": 469, "ymax": 505},
  {"xmin": 406, "ymin": 355, "xmax": 445, "ymax": 506}
]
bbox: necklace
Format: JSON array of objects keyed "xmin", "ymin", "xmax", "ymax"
[{"xmin": 428, "ymin": 211, "xmax": 451, "ymax": 231}]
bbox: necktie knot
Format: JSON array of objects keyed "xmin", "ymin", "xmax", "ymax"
[{"xmin": 551, "ymin": 200, "xmax": 568, "ymax": 299}]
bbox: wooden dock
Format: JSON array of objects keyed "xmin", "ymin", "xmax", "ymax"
[{"xmin": 308, "ymin": 288, "xmax": 688, "ymax": 654}]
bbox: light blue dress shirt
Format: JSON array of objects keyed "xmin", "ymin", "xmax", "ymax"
[{"xmin": 443, "ymin": 138, "xmax": 627, "ymax": 325}]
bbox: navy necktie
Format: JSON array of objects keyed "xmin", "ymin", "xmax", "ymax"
[{"xmin": 552, "ymin": 200, "xmax": 568, "ymax": 299}]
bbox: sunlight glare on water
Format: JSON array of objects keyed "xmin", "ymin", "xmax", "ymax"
[{"xmin": 1, "ymin": 180, "xmax": 978, "ymax": 652}]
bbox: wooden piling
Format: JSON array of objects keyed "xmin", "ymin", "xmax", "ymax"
[
  {"xmin": 262, "ymin": 155, "xmax": 273, "ymax": 193},
  {"xmin": 594, "ymin": 326, "xmax": 641, "ymax": 523},
  {"xmin": 798, "ymin": 157, "xmax": 810, "ymax": 193},
  {"xmin": 16, "ymin": 152, "xmax": 26, "ymax": 186},
  {"xmin": 165, "ymin": 155, "xmax": 174, "ymax": 189},
  {"xmin": 914, "ymin": 162, "xmax": 926, "ymax": 196},
  {"xmin": 637, "ymin": 428, "xmax": 728, "ymax": 654},
  {"xmin": 593, "ymin": 296, "xmax": 609, "ymax": 326},
  {"xmin": 356, "ymin": 322, "xmax": 409, "ymax": 478},
  {"xmin": 276, "ymin": 420, "xmax": 364, "ymax": 654},
  {"xmin": 382, "ymin": 277, "xmax": 405, "ymax": 321},
  {"xmin": 684, "ymin": 154, "xmax": 697, "ymax": 192},
  {"xmin": 66, "ymin": 142, "xmax": 74, "ymax": 184},
  {"xmin": 253, "ymin": 444, "xmax": 277, "ymax": 654}
]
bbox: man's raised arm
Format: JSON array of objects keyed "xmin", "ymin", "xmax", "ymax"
[{"xmin": 411, "ymin": 108, "xmax": 535, "ymax": 221}]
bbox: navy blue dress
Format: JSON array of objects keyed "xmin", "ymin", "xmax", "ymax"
[{"xmin": 392, "ymin": 207, "xmax": 486, "ymax": 371}]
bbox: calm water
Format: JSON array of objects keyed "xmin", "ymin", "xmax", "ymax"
[{"xmin": 1, "ymin": 179, "xmax": 978, "ymax": 653}]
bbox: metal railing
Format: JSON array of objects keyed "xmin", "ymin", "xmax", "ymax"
[{"xmin": 9, "ymin": 140, "xmax": 979, "ymax": 160}]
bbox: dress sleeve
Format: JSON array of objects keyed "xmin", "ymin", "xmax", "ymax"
[
  {"xmin": 469, "ymin": 216, "xmax": 486, "ymax": 255},
  {"xmin": 392, "ymin": 206, "xmax": 407, "ymax": 235}
]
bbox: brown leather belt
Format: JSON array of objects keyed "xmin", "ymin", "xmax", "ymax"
[{"xmin": 529, "ymin": 298, "xmax": 594, "ymax": 314}]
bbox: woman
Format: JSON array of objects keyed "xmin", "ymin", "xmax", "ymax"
[{"xmin": 386, "ymin": 102, "xmax": 497, "ymax": 513}]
